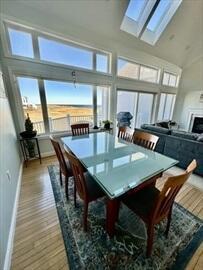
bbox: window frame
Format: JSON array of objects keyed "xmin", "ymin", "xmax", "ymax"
[
  {"xmin": 4, "ymin": 21, "xmax": 112, "ymax": 75},
  {"xmin": 117, "ymin": 57, "xmax": 160, "ymax": 84}
]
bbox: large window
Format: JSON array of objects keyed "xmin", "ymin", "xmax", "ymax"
[
  {"xmin": 97, "ymin": 86, "xmax": 109, "ymax": 125},
  {"xmin": 117, "ymin": 58, "xmax": 159, "ymax": 83},
  {"xmin": 163, "ymin": 72, "xmax": 179, "ymax": 87},
  {"xmin": 17, "ymin": 76, "xmax": 109, "ymax": 134},
  {"xmin": 8, "ymin": 28, "xmax": 34, "ymax": 58},
  {"xmin": 17, "ymin": 77, "xmax": 45, "ymax": 134},
  {"xmin": 117, "ymin": 90, "xmax": 154, "ymax": 129},
  {"xmin": 157, "ymin": 93, "xmax": 176, "ymax": 121},
  {"xmin": 44, "ymin": 80, "xmax": 93, "ymax": 132}
]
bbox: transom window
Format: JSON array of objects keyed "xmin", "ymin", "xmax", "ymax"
[
  {"xmin": 38, "ymin": 37, "xmax": 93, "ymax": 70},
  {"xmin": 163, "ymin": 72, "xmax": 179, "ymax": 87},
  {"xmin": 117, "ymin": 57, "xmax": 159, "ymax": 84},
  {"xmin": 6, "ymin": 23, "xmax": 111, "ymax": 74},
  {"xmin": 8, "ymin": 28, "xmax": 34, "ymax": 58}
]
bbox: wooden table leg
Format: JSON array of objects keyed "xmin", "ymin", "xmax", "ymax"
[{"xmin": 106, "ymin": 199, "xmax": 120, "ymax": 237}]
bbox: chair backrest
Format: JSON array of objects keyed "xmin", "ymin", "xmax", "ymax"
[
  {"xmin": 71, "ymin": 123, "xmax": 89, "ymax": 136},
  {"xmin": 64, "ymin": 146, "xmax": 87, "ymax": 200},
  {"xmin": 50, "ymin": 135, "xmax": 67, "ymax": 174},
  {"xmin": 152, "ymin": 159, "xmax": 197, "ymax": 222},
  {"xmin": 118, "ymin": 127, "xmax": 134, "ymax": 143},
  {"xmin": 133, "ymin": 131, "xmax": 159, "ymax": 151}
]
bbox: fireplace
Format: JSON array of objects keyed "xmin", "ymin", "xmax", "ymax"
[{"xmin": 192, "ymin": 117, "xmax": 203, "ymax": 133}]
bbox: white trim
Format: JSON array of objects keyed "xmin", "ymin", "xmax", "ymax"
[
  {"xmin": 3, "ymin": 162, "xmax": 23, "ymax": 270},
  {"xmin": 41, "ymin": 151, "xmax": 55, "ymax": 158}
]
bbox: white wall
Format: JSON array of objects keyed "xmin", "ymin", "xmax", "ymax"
[
  {"xmin": 0, "ymin": 64, "xmax": 22, "ymax": 270},
  {"xmin": 173, "ymin": 57, "xmax": 203, "ymax": 129}
]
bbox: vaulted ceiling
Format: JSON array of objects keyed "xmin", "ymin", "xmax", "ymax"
[{"xmin": 1, "ymin": 0, "xmax": 203, "ymax": 68}]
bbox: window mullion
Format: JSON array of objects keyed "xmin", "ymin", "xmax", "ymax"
[
  {"xmin": 93, "ymin": 85, "xmax": 97, "ymax": 128},
  {"xmin": 93, "ymin": 52, "xmax": 96, "ymax": 71},
  {"xmin": 32, "ymin": 32, "xmax": 40, "ymax": 59},
  {"xmin": 162, "ymin": 94, "xmax": 167, "ymax": 120},
  {"xmin": 38, "ymin": 79, "xmax": 50, "ymax": 133},
  {"xmin": 134, "ymin": 92, "xmax": 139, "ymax": 128}
]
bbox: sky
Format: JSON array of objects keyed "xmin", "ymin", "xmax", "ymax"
[
  {"xmin": 9, "ymin": 29, "xmax": 107, "ymax": 105},
  {"xmin": 18, "ymin": 77, "xmax": 103, "ymax": 105}
]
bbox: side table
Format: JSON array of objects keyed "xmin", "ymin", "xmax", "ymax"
[{"xmin": 19, "ymin": 137, "xmax": 42, "ymax": 167}]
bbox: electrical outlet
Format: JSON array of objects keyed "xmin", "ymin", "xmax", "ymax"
[{"xmin": 6, "ymin": 170, "xmax": 11, "ymax": 182}]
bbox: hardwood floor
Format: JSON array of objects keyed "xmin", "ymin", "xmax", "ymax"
[{"xmin": 11, "ymin": 156, "xmax": 203, "ymax": 270}]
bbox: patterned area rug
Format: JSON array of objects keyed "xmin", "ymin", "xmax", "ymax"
[{"xmin": 48, "ymin": 165, "xmax": 203, "ymax": 270}]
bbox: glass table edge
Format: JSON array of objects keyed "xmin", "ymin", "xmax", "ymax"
[{"xmin": 61, "ymin": 136, "xmax": 179, "ymax": 200}]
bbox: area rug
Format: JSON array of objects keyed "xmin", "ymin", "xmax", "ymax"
[{"xmin": 48, "ymin": 165, "xmax": 203, "ymax": 270}]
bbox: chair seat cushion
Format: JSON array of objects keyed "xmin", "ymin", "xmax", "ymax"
[
  {"xmin": 84, "ymin": 172, "xmax": 104, "ymax": 200},
  {"xmin": 122, "ymin": 186, "xmax": 160, "ymax": 221}
]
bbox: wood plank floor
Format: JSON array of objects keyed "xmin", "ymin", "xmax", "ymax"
[{"xmin": 11, "ymin": 156, "xmax": 203, "ymax": 270}]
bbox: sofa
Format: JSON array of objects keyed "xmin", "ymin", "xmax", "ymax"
[{"xmin": 135, "ymin": 124, "xmax": 203, "ymax": 176}]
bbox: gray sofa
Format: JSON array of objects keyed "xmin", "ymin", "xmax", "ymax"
[{"xmin": 136, "ymin": 124, "xmax": 203, "ymax": 176}]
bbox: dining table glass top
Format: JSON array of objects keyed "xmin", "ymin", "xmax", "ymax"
[{"xmin": 62, "ymin": 132, "xmax": 178, "ymax": 199}]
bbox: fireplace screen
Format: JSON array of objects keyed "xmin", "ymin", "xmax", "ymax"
[{"xmin": 192, "ymin": 117, "xmax": 203, "ymax": 134}]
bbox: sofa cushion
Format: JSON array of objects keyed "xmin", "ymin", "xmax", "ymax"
[
  {"xmin": 171, "ymin": 130, "xmax": 198, "ymax": 141},
  {"xmin": 141, "ymin": 124, "xmax": 171, "ymax": 134},
  {"xmin": 197, "ymin": 133, "xmax": 203, "ymax": 142}
]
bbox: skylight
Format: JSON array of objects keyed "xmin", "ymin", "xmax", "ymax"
[
  {"xmin": 125, "ymin": 0, "xmax": 146, "ymax": 22},
  {"xmin": 147, "ymin": 0, "xmax": 171, "ymax": 32},
  {"xmin": 121, "ymin": 0, "xmax": 182, "ymax": 45}
]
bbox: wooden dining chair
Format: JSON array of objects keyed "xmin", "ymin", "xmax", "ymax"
[
  {"xmin": 133, "ymin": 130, "xmax": 159, "ymax": 151},
  {"xmin": 71, "ymin": 123, "xmax": 89, "ymax": 136},
  {"xmin": 117, "ymin": 126, "xmax": 134, "ymax": 142},
  {"xmin": 50, "ymin": 135, "xmax": 73, "ymax": 199},
  {"xmin": 64, "ymin": 146, "xmax": 105, "ymax": 231},
  {"xmin": 122, "ymin": 159, "xmax": 197, "ymax": 257}
]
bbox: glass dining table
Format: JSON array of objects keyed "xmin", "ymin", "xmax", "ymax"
[{"xmin": 62, "ymin": 132, "xmax": 178, "ymax": 236}]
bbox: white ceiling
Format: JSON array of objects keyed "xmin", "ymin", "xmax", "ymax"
[{"xmin": 1, "ymin": 0, "xmax": 203, "ymax": 68}]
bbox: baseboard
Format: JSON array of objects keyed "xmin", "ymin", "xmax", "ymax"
[{"xmin": 3, "ymin": 162, "xmax": 23, "ymax": 270}]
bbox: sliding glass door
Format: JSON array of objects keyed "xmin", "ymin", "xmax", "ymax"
[
  {"xmin": 117, "ymin": 90, "xmax": 154, "ymax": 129},
  {"xmin": 136, "ymin": 93, "xmax": 154, "ymax": 128}
]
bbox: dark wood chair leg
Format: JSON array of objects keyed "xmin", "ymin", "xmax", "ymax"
[
  {"xmin": 74, "ymin": 180, "xmax": 77, "ymax": 207},
  {"xmin": 146, "ymin": 224, "xmax": 154, "ymax": 257},
  {"xmin": 165, "ymin": 207, "xmax": 172, "ymax": 237},
  {"xmin": 59, "ymin": 169, "xmax": 63, "ymax": 186},
  {"xmin": 65, "ymin": 176, "xmax": 69, "ymax": 200},
  {"xmin": 83, "ymin": 200, "xmax": 89, "ymax": 231}
]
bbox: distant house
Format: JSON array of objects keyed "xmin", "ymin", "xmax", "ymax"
[
  {"xmin": 22, "ymin": 96, "xmax": 28, "ymax": 107},
  {"xmin": 22, "ymin": 96, "xmax": 37, "ymax": 109}
]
